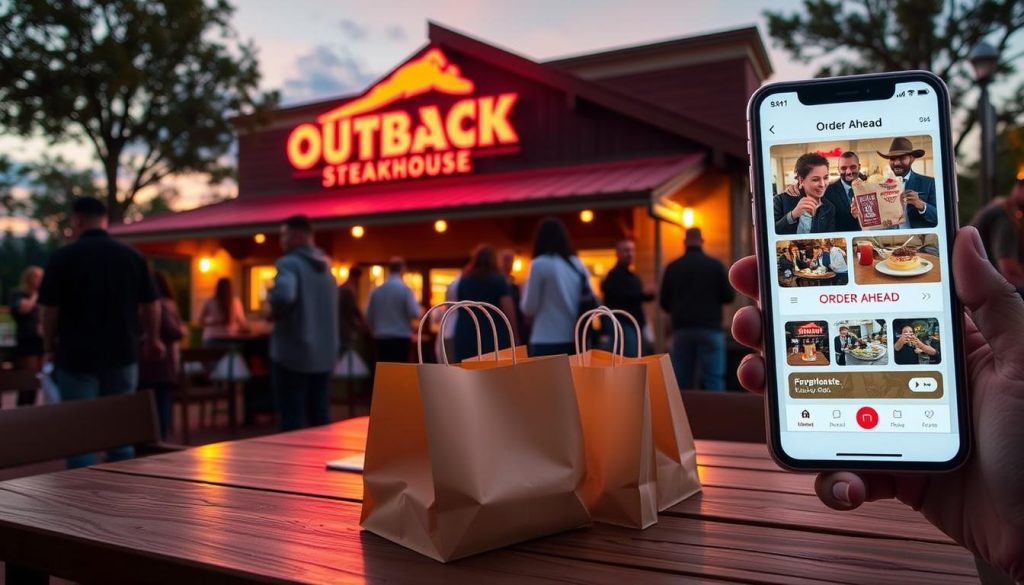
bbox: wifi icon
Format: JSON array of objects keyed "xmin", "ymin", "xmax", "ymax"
[{"xmin": 907, "ymin": 89, "xmax": 916, "ymax": 96}]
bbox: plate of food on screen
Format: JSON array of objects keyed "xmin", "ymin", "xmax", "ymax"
[{"xmin": 874, "ymin": 245, "xmax": 935, "ymax": 277}]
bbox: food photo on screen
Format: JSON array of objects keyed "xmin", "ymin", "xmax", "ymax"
[{"xmin": 851, "ymin": 233, "xmax": 941, "ymax": 285}]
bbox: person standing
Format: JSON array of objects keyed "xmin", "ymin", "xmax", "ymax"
[
  {"xmin": 499, "ymin": 248, "xmax": 528, "ymax": 344},
  {"xmin": 521, "ymin": 217, "xmax": 591, "ymax": 357},
  {"xmin": 8, "ymin": 266, "xmax": 44, "ymax": 406},
  {"xmin": 972, "ymin": 174, "xmax": 1024, "ymax": 290},
  {"xmin": 39, "ymin": 197, "xmax": 162, "ymax": 468},
  {"xmin": 138, "ymin": 271, "xmax": 184, "ymax": 439},
  {"xmin": 601, "ymin": 239, "xmax": 655, "ymax": 357},
  {"xmin": 366, "ymin": 257, "xmax": 421, "ymax": 363},
  {"xmin": 454, "ymin": 244, "xmax": 518, "ymax": 362},
  {"xmin": 267, "ymin": 215, "xmax": 339, "ymax": 431},
  {"xmin": 878, "ymin": 137, "xmax": 938, "ymax": 229},
  {"xmin": 834, "ymin": 326, "xmax": 854, "ymax": 366},
  {"xmin": 198, "ymin": 277, "xmax": 247, "ymax": 345},
  {"xmin": 659, "ymin": 228, "xmax": 735, "ymax": 391}
]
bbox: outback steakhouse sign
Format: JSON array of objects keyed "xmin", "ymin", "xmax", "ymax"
[{"xmin": 286, "ymin": 48, "xmax": 520, "ymax": 188}]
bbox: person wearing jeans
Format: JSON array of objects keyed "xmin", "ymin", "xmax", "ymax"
[
  {"xmin": 659, "ymin": 228, "xmax": 734, "ymax": 391},
  {"xmin": 54, "ymin": 365, "xmax": 138, "ymax": 467},
  {"xmin": 670, "ymin": 327, "xmax": 726, "ymax": 391},
  {"xmin": 38, "ymin": 196, "xmax": 162, "ymax": 468},
  {"xmin": 267, "ymin": 215, "xmax": 339, "ymax": 431}
]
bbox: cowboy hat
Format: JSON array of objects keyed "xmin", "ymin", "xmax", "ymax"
[{"xmin": 877, "ymin": 137, "xmax": 925, "ymax": 159}]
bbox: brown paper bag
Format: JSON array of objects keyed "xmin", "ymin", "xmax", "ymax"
[
  {"xmin": 590, "ymin": 309, "xmax": 701, "ymax": 511},
  {"xmin": 853, "ymin": 176, "xmax": 905, "ymax": 229},
  {"xmin": 568, "ymin": 309, "xmax": 658, "ymax": 529},
  {"xmin": 361, "ymin": 302, "xmax": 590, "ymax": 562}
]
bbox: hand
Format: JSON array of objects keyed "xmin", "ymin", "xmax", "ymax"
[
  {"xmin": 792, "ymin": 196, "xmax": 820, "ymax": 218},
  {"xmin": 849, "ymin": 200, "xmax": 860, "ymax": 219},
  {"xmin": 144, "ymin": 338, "xmax": 166, "ymax": 361},
  {"xmin": 784, "ymin": 183, "xmax": 801, "ymax": 198},
  {"xmin": 729, "ymin": 226, "xmax": 1024, "ymax": 581},
  {"xmin": 903, "ymin": 189, "xmax": 926, "ymax": 212}
]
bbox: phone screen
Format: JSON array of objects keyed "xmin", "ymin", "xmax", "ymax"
[{"xmin": 752, "ymin": 76, "xmax": 966, "ymax": 466}]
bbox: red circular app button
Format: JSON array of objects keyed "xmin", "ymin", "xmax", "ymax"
[{"xmin": 856, "ymin": 407, "xmax": 879, "ymax": 430}]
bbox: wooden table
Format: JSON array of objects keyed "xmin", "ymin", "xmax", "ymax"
[
  {"xmin": 794, "ymin": 270, "xmax": 835, "ymax": 286},
  {"xmin": 852, "ymin": 252, "xmax": 941, "ymax": 285},
  {"xmin": 787, "ymin": 351, "xmax": 830, "ymax": 366},
  {"xmin": 0, "ymin": 417, "xmax": 978, "ymax": 584}
]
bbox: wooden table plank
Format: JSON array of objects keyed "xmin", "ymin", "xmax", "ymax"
[
  {"xmin": 0, "ymin": 470, "xmax": 731, "ymax": 585},
  {"xmin": 94, "ymin": 435, "xmax": 953, "ymax": 546},
  {"xmin": 0, "ymin": 470, "xmax": 973, "ymax": 585}
]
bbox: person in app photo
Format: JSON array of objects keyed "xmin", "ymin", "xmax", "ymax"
[
  {"xmin": 782, "ymin": 151, "xmax": 862, "ymax": 232},
  {"xmin": 833, "ymin": 325, "xmax": 856, "ymax": 365},
  {"xmin": 774, "ymin": 153, "xmax": 836, "ymax": 235},
  {"xmin": 778, "ymin": 242, "xmax": 800, "ymax": 286},
  {"xmin": 875, "ymin": 137, "xmax": 938, "ymax": 229},
  {"xmin": 822, "ymin": 238, "xmax": 848, "ymax": 285},
  {"xmin": 894, "ymin": 323, "xmax": 939, "ymax": 365}
]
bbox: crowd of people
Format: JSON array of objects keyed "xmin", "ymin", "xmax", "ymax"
[{"xmin": 6, "ymin": 200, "xmax": 738, "ymax": 452}]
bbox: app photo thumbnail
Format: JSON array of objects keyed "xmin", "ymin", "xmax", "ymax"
[
  {"xmin": 851, "ymin": 233, "xmax": 941, "ymax": 285},
  {"xmin": 776, "ymin": 238, "xmax": 849, "ymax": 287},
  {"xmin": 893, "ymin": 318, "xmax": 942, "ymax": 365},
  {"xmin": 769, "ymin": 135, "xmax": 938, "ymax": 235},
  {"xmin": 833, "ymin": 319, "xmax": 888, "ymax": 366},
  {"xmin": 785, "ymin": 321, "xmax": 830, "ymax": 366}
]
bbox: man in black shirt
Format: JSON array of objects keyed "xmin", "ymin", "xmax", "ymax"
[
  {"xmin": 601, "ymin": 239, "xmax": 654, "ymax": 357},
  {"xmin": 972, "ymin": 175, "xmax": 1024, "ymax": 291},
  {"xmin": 659, "ymin": 228, "xmax": 735, "ymax": 390},
  {"xmin": 39, "ymin": 197, "xmax": 162, "ymax": 468}
]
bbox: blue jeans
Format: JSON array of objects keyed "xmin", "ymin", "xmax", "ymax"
[
  {"xmin": 54, "ymin": 364, "xmax": 138, "ymax": 468},
  {"xmin": 670, "ymin": 328, "xmax": 726, "ymax": 391},
  {"xmin": 273, "ymin": 362, "xmax": 331, "ymax": 432}
]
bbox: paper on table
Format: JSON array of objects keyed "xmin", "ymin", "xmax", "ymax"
[{"xmin": 326, "ymin": 453, "xmax": 365, "ymax": 472}]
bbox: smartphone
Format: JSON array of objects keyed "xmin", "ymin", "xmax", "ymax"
[{"xmin": 747, "ymin": 71, "xmax": 969, "ymax": 471}]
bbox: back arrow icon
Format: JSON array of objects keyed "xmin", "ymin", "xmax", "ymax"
[{"xmin": 769, "ymin": 125, "xmax": 775, "ymax": 134}]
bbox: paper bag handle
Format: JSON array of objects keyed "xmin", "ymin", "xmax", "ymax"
[
  {"xmin": 607, "ymin": 309, "xmax": 642, "ymax": 358},
  {"xmin": 437, "ymin": 301, "xmax": 499, "ymax": 365},
  {"xmin": 574, "ymin": 307, "xmax": 623, "ymax": 365},
  {"xmin": 417, "ymin": 301, "xmax": 484, "ymax": 364},
  {"xmin": 436, "ymin": 301, "xmax": 516, "ymax": 366}
]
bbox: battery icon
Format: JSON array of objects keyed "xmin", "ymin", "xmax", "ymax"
[{"xmin": 918, "ymin": 89, "xmax": 930, "ymax": 95}]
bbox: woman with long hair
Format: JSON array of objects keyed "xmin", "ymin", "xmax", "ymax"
[
  {"xmin": 199, "ymin": 277, "xmax": 247, "ymax": 344},
  {"xmin": 453, "ymin": 244, "xmax": 518, "ymax": 362},
  {"xmin": 520, "ymin": 217, "xmax": 593, "ymax": 357},
  {"xmin": 138, "ymin": 270, "xmax": 185, "ymax": 439},
  {"xmin": 8, "ymin": 265, "xmax": 44, "ymax": 406}
]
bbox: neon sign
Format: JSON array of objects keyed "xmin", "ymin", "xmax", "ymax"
[{"xmin": 286, "ymin": 48, "xmax": 520, "ymax": 188}]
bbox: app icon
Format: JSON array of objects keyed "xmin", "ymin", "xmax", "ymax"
[
  {"xmin": 856, "ymin": 406, "xmax": 879, "ymax": 429},
  {"xmin": 801, "ymin": 409, "xmax": 811, "ymax": 419},
  {"xmin": 832, "ymin": 409, "xmax": 841, "ymax": 419},
  {"xmin": 893, "ymin": 410, "xmax": 903, "ymax": 419}
]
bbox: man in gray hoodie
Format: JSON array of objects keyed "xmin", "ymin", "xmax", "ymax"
[{"xmin": 268, "ymin": 215, "xmax": 339, "ymax": 431}]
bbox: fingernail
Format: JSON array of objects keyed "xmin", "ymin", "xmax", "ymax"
[{"xmin": 832, "ymin": 481, "xmax": 851, "ymax": 504}]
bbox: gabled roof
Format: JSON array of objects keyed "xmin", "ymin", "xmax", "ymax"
[
  {"xmin": 544, "ymin": 26, "xmax": 773, "ymax": 82},
  {"xmin": 427, "ymin": 22, "xmax": 745, "ymax": 160}
]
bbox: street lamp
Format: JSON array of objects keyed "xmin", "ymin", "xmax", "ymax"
[{"xmin": 970, "ymin": 41, "xmax": 999, "ymax": 204}]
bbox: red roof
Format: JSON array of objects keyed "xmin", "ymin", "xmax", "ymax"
[{"xmin": 113, "ymin": 154, "xmax": 702, "ymax": 241}]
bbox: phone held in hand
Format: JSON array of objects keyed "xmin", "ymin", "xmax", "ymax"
[{"xmin": 747, "ymin": 71, "xmax": 969, "ymax": 472}]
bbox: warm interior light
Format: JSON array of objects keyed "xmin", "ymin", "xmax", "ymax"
[
  {"xmin": 512, "ymin": 258, "xmax": 523, "ymax": 273},
  {"xmin": 682, "ymin": 207, "xmax": 696, "ymax": 228},
  {"xmin": 198, "ymin": 257, "xmax": 213, "ymax": 273},
  {"xmin": 579, "ymin": 209, "xmax": 594, "ymax": 223},
  {"xmin": 351, "ymin": 225, "xmax": 365, "ymax": 238},
  {"xmin": 253, "ymin": 233, "xmax": 266, "ymax": 244},
  {"xmin": 371, "ymin": 265, "xmax": 383, "ymax": 278},
  {"xmin": 339, "ymin": 266, "xmax": 350, "ymax": 280},
  {"xmin": 1017, "ymin": 165, "xmax": 1024, "ymax": 181},
  {"xmin": 434, "ymin": 219, "xmax": 448, "ymax": 233}
]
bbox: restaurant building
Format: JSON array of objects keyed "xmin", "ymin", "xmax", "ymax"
[{"xmin": 114, "ymin": 23, "xmax": 772, "ymax": 350}]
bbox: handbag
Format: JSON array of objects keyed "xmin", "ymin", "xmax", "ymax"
[{"xmin": 562, "ymin": 256, "xmax": 599, "ymax": 318}]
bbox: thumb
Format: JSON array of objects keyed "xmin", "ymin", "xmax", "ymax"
[{"xmin": 953, "ymin": 226, "xmax": 1024, "ymax": 364}]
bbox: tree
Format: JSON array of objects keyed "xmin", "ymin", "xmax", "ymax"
[
  {"xmin": 0, "ymin": 0, "xmax": 278, "ymax": 223},
  {"xmin": 765, "ymin": 0, "xmax": 1024, "ymax": 156}
]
